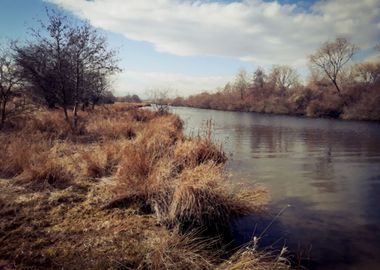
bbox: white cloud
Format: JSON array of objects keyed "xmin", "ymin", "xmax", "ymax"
[
  {"xmin": 112, "ymin": 70, "xmax": 232, "ymax": 98},
  {"xmin": 45, "ymin": 0, "xmax": 380, "ymax": 94},
  {"xmin": 46, "ymin": 0, "xmax": 380, "ymax": 66}
]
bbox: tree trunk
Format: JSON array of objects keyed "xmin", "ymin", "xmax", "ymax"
[
  {"xmin": 332, "ymin": 79, "xmax": 348, "ymax": 107},
  {"xmin": 63, "ymin": 106, "xmax": 70, "ymax": 123},
  {"xmin": 0, "ymin": 100, "xmax": 6, "ymax": 129},
  {"xmin": 73, "ymin": 102, "xmax": 78, "ymax": 128},
  {"xmin": 332, "ymin": 79, "xmax": 342, "ymax": 97}
]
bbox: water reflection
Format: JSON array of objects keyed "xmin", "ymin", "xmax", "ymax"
[{"xmin": 172, "ymin": 107, "xmax": 380, "ymax": 270}]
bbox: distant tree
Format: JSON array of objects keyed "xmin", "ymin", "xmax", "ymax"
[
  {"xmin": 151, "ymin": 89, "xmax": 170, "ymax": 114},
  {"xmin": 99, "ymin": 90, "xmax": 116, "ymax": 104},
  {"xmin": 118, "ymin": 94, "xmax": 141, "ymax": 103},
  {"xmin": 268, "ymin": 65, "xmax": 299, "ymax": 94},
  {"xmin": 310, "ymin": 37, "xmax": 358, "ymax": 96},
  {"xmin": 170, "ymin": 96, "xmax": 184, "ymax": 106},
  {"xmin": 131, "ymin": 94, "xmax": 141, "ymax": 103},
  {"xmin": 0, "ymin": 47, "xmax": 24, "ymax": 128},
  {"xmin": 353, "ymin": 62, "xmax": 380, "ymax": 85},
  {"xmin": 223, "ymin": 82, "xmax": 232, "ymax": 94},
  {"xmin": 14, "ymin": 9, "xmax": 120, "ymax": 126},
  {"xmin": 234, "ymin": 69, "xmax": 249, "ymax": 100},
  {"xmin": 252, "ymin": 67, "xmax": 266, "ymax": 90}
]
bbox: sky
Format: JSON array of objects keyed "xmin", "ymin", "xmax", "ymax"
[{"xmin": 0, "ymin": 0, "xmax": 379, "ymax": 98}]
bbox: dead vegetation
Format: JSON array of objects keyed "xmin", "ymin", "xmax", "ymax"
[{"xmin": 0, "ymin": 102, "xmax": 290, "ymax": 269}]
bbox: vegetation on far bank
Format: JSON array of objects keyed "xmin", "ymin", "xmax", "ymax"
[
  {"xmin": 170, "ymin": 39, "xmax": 380, "ymax": 122},
  {"xmin": 0, "ymin": 103, "xmax": 290, "ymax": 269}
]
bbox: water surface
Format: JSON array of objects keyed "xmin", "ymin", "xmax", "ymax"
[{"xmin": 172, "ymin": 106, "xmax": 380, "ymax": 270}]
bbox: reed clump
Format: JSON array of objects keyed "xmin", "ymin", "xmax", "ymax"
[{"xmin": 173, "ymin": 139, "xmax": 227, "ymax": 169}]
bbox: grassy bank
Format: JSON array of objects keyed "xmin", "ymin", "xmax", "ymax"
[{"xmin": 0, "ymin": 103, "xmax": 289, "ymax": 269}]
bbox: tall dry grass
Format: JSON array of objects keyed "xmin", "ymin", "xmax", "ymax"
[
  {"xmin": 140, "ymin": 230, "xmax": 217, "ymax": 270},
  {"xmin": 111, "ymin": 117, "xmax": 262, "ymax": 236},
  {"xmin": 0, "ymin": 103, "xmax": 150, "ymax": 183},
  {"xmin": 0, "ymin": 102, "xmax": 290, "ymax": 269}
]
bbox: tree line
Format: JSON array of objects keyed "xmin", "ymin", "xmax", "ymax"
[
  {"xmin": 171, "ymin": 38, "xmax": 380, "ymax": 121},
  {"xmin": 0, "ymin": 9, "xmax": 121, "ymax": 129}
]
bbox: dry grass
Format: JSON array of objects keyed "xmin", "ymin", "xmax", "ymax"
[
  {"xmin": 140, "ymin": 230, "xmax": 217, "ymax": 270},
  {"xmin": 16, "ymin": 158, "xmax": 74, "ymax": 190},
  {"xmin": 217, "ymin": 248, "xmax": 290, "ymax": 270},
  {"xmin": 0, "ymin": 102, "xmax": 289, "ymax": 269},
  {"xmin": 0, "ymin": 133, "xmax": 50, "ymax": 178},
  {"xmin": 81, "ymin": 142, "xmax": 125, "ymax": 179},
  {"xmin": 173, "ymin": 138, "xmax": 227, "ymax": 169},
  {"xmin": 167, "ymin": 163, "xmax": 262, "ymax": 234}
]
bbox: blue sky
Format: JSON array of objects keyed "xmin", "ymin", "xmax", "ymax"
[{"xmin": 1, "ymin": 0, "xmax": 379, "ymax": 97}]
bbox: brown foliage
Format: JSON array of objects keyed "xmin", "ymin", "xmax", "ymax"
[{"xmin": 169, "ymin": 38, "xmax": 380, "ymax": 122}]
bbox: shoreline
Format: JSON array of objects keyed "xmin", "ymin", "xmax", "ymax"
[{"xmin": 168, "ymin": 104, "xmax": 380, "ymax": 125}]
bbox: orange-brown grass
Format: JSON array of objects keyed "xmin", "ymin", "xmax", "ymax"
[
  {"xmin": 0, "ymin": 133, "xmax": 50, "ymax": 178},
  {"xmin": 129, "ymin": 107, "xmax": 157, "ymax": 122},
  {"xmin": 110, "ymin": 114, "xmax": 263, "ymax": 235},
  {"xmin": 95, "ymin": 101, "xmax": 149, "ymax": 113},
  {"xmin": 16, "ymin": 158, "xmax": 74, "ymax": 190},
  {"xmin": 140, "ymin": 230, "xmax": 217, "ymax": 270},
  {"xmin": 217, "ymin": 247, "xmax": 290, "ymax": 270},
  {"xmin": 173, "ymin": 138, "xmax": 227, "ymax": 169},
  {"xmin": 82, "ymin": 142, "xmax": 124, "ymax": 179},
  {"xmin": 28, "ymin": 110, "xmax": 73, "ymax": 138},
  {"xmin": 85, "ymin": 113, "xmax": 137, "ymax": 140},
  {"xmin": 167, "ymin": 163, "xmax": 260, "ymax": 233},
  {"xmin": 111, "ymin": 115, "xmax": 183, "ymax": 210},
  {"xmin": 0, "ymin": 103, "xmax": 286, "ymax": 269}
]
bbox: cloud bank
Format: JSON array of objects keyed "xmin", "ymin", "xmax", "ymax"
[
  {"xmin": 45, "ymin": 0, "xmax": 380, "ymax": 95},
  {"xmin": 46, "ymin": 0, "xmax": 380, "ymax": 65}
]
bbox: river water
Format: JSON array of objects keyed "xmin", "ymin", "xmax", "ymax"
[{"xmin": 171, "ymin": 106, "xmax": 380, "ymax": 270}]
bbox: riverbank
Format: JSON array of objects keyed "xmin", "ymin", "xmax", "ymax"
[
  {"xmin": 169, "ymin": 103, "xmax": 380, "ymax": 124},
  {"xmin": 0, "ymin": 103, "xmax": 289, "ymax": 269},
  {"xmin": 169, "ymin": 79, "xmax": 380, "ymax": 122}
]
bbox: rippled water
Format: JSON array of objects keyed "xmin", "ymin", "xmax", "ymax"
[{"xmin": 172, "ymin": 106, "xmax": 380, "ymax": 270}]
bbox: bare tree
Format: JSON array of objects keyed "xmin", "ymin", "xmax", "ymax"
[
  {"xmin": 252, "ymin": 67, "xmax": 266, "ymax": 90},
  {"xmin": 0, "ymin": 47, "xmax": 24, "ymax": 128},
  {"xmin": 151, "ymin": 89, "xmax": 170, "ymax": 114},
  {"xmin": 14, "ymin": 10, "xmax": 73, "ymax": 120},
  {"xmin": 310, "ymin": 37, "xmax": 358, "ymax": 96},
  {"xmin": 353, "ymin": 62, "xmax": 380, "ymax": 85},
  {"xmin": 268, "ymin": 65, "xmax": 299, "ymax": 93},
  {"xmin": 234, "ymin": 68, "xmax": 249, "ymax": 100},
  {"xmin": 223, "ymin": 82, "xmax": 232, "ymax": 94},
  {"xmin": 67, "ymin": 22, "xmax": 120, "ymax": 125},
  {"xmin": 14, "ymin": 9, "xmax": 120, "ymax": 127}
]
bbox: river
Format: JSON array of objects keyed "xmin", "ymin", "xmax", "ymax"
[{"xmin": 171, "ymin": 106, "xmax": 380, "ymax": 270}]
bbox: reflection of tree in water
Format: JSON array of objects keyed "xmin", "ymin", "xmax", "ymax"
[
  {"xmin": 247, "ymin": 125, "xmax": 294, "ymax": 155},
  {"xmin": 362, "ymin": 173, "xmax": 380, "ymax": 222},
  {"xmin": 304, "ymin": 143, "xmax": 337, "ymax": 193},
  {"xmin": 242, "ymin": 119, "xmax": 379, "ymax": 194}
]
